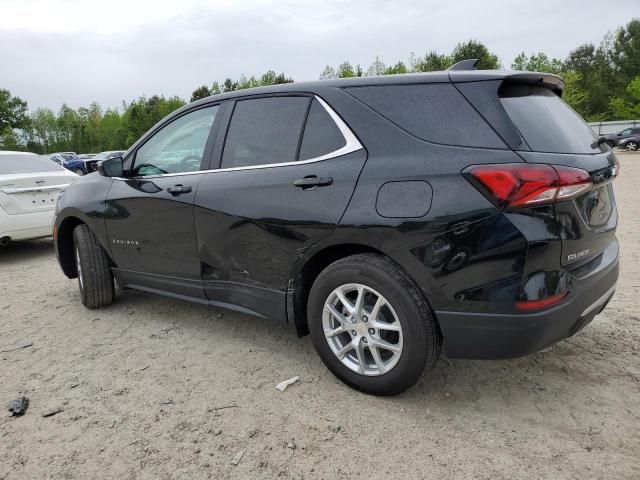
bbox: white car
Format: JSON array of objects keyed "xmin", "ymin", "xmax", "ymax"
[{"xmin": 0, "ymin": 151, "xmax": 78, "ymax": 246}]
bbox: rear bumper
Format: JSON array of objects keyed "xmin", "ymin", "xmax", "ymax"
[
  {"xmin": 436, "ymin": 241, "xmax": 619, "ymax": 359},
  {"xmin": 0, "ymin": 209, "xmax": 54, "ymax": 241}
]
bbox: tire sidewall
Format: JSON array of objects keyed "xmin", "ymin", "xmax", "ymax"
[{"xmin": 308, "ymin": 258, "xmax": 429, "ymax": 395}]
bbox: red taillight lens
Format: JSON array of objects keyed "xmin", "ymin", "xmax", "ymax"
[
  {"xmin": 515, "ymin": 292, "xmax": 568, "ymax": 311},
  {"xmin": 464, "ymin": 163, "xmax": 593, "ymax": 209}
]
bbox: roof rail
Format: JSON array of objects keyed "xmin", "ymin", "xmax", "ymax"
[{"xmin": 447, "ymin": 59, "xmax": 479, "ymax": 71}]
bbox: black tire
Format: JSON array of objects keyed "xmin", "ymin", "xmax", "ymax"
[
  {"xmin": 307, "ymin": 253, "xmax": 442, "ymax": 396},
  {"xmin": 626, "ymin": 141, "xmax": 638, "ymax": 151},
  {"xmin": 73, "ymin": 224, "xmax": 114, "ymax": 309},
  {"xmin": 74, "ymin": 168, "xmax": 85, "ymax": 176}
]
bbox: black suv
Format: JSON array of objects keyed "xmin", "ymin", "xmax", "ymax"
[{"xmin": 54, "ymin": 64, "xmax": 619, "ymax": 395}]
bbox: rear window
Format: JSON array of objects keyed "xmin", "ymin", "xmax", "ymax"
[
  {"xmin": 0, "ymin": 154, "xmax": 64, "ymax": 174},
  {"xmin": 499, "ymin": 85, "xmax": 598, "ymax": 154},
  {"xmin": 346, "ymin": 83, "xmax": 505, "ymax": 148}
]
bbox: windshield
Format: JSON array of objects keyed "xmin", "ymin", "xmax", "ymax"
[
  {"xmin": 0, "ymin": 154, "xmax": 66, "ymax": 174},
  {"xmin": 500, "ymin": 84, "xmax": 601, "ymax": 154}
]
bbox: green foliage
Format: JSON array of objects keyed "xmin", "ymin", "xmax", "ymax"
[
  {"xmin": 191, "ymin": 85, "xmax": 213, "ymax": 102},
  {"xmin": 451, "ymin": 40, "xmax": 501, "ymax": 69},
  {"xmin": 610, "ymin": 76, "xmax": 640, "ymax": 119},
  {"xmin": 384, "ymin": 62, "xmax": 408, "ymax": 75},
  {"xmin": 414, "ymin": 52, "xmax": 453, "ymax": 72},
  {"xmin": 511, "ymin": 52, "xmax": 563, "ymax": 74},
  {"xmin": 0, "ymin": 89, "xmax": 29, "ymax": 132}
]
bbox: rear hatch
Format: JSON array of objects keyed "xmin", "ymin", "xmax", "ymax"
[
  {"xmin": 0, "ymin": 154, "xmax": 77, "ymax": 215},
  {"xmin": 497, "ymin": 83, "xmax": 618, "ymax": 267}
]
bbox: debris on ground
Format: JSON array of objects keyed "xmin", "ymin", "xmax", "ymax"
[
  {"xmin": 287, "ymin": 440, "xmax": 297, "ymax": 450},
  {"xmin": 42, "ymin": 408, "xmax": 64, "ymax": 418},
  {"xmin": 0, "ymin": 342, "xmax": 33, "ymax": 353},
  {"xmin": 8, "ymin": 396, "xmax": 29, "ymax": 416},
  {"xmin": 230, "ymin": 450, "xmax": 244, "ymax": 466},
  {"xmin": 275, "ymin": 376, "xmax": 299, "ymax": 392}
]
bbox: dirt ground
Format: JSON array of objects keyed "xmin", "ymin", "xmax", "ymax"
[{"xmin": 1, "ymin": 152, "xmax": 639, "ymax": 480}]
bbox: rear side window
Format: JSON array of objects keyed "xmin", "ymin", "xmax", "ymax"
[
  {"xmin": 0, "ymin": 154, "xmax": 64, "ymax": 174},
  {"xmin": 346, "ymin": 83, "xmax": 505, "ymax": 148},
  {"xmin": 222, "ymin": 97, "xmax": 310, "ymax": 168},
  {"xmin": 499, "ymin": 84, "xmax": 598, "ymax": 154},
  {"xmin": 299, "ymin": 99, "xmax": 346, "ymax": 160}
]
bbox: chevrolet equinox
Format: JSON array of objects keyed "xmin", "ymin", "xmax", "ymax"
[{"xmin": 54, "ymin": 61, "xmax": 619, "ymax": 395}]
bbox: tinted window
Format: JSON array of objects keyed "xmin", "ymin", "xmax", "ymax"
[
  {"xmin": 299, "ymin": 99, "xmax": 346, "ymax": 160},
  {"xmin": 500, "ymin": 85, "xmax": 599, "ymax": 154},
  {"xmin": 346, "ymin": 83, "xmax": 505, "ymax": 148},
  {"xmin": 221, "ymin": 96, "xmax": 310, "ymax": 168},
  {"xmin": 133, "ymin": 106, "xmax": 218, "ymax": 176},
  {"xmin": 0, "ymin": 154, "xmax": 65, "ymax": 174}
]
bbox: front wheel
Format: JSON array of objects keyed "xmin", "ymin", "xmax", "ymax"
[
  {"xmin": 308, "ymin": 254, "xmax": 441, "ymax": 396},
  {"xmin": 626, "ymin": 141, "xmax": 638, "ymax": 151},
  {"xmin": 73, "ymin": 224, "xmax": 114, "ymax": 308},
  {"xmin": 74, "ymin": 168, "xmax": 85, "ymax": 176}
]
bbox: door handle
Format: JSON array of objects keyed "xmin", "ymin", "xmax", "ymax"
[
  {"xmin": 166, "ymin": 184, "xmax": 192, "ymax": 195},
  {"xmin": 293, "ymin": 176, "xmax": 333, "ymax": 189}
]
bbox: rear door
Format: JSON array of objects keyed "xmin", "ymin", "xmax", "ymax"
[
  {"xmin": 194, "ymin": 95, "xmax": 366, "ymax": 319},
  {"xmin": 104, "ymin": 105, "xmax": 220, "ymax": 299},
  {"xmin": 497, "ymin": 83, "xmax": 618, "ymax": 266}
]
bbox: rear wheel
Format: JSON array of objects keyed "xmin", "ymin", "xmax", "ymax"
[
  {"xmin": 626, "ymin": 141, "xmax": 638, "ymax": 151},
  {"xmin": 308, "ymin": 254, "xmax": 441, "ymax": 395},
  {"xmin": 74, "ymin": 168, "xmax": 85, "ymax": 176},
  {"xmin": 73, "ymin": 224, "xmax": 114, "ymax": 308}
]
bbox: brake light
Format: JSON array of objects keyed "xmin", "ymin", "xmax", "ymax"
[
  {"xmin": 515, "ymin": 292, "xmax": 568, "ymax": 311},
  {"xmin": 464, "ymin": 164, "xmax": 592, "ymax": 209}
]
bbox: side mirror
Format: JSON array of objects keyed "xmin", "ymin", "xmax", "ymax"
[{"xmin": 97, "ymin": 157, "xmax": 124, "ymax": 177}]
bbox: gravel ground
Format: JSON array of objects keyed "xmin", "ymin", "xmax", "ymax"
[{"xmin": 1, "ymin": 152, "xmax": 639, "ymax": 480}]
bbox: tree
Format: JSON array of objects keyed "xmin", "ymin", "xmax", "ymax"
[
  {"xmin": 511, "ymin": 52, "xmax": 563, "ymax": 74},
  {"xmin": 319, "ymin": 65, "xmax": 337, "ymax": 80},
  {"xmin": 335, "ymin": 61, "xmax": 355, "ymax": 78},
  {"xmin": 0, "ymin": 89, "xmax": 29, "ymax": 134},
  {"xmin": 610, "ymin": 76, "xmax": 640, "ymax": 119},
  {"xmin": 451, "ymin": 40, "xmax": 500, "ymax": 69},
  {"xmin": 191, "ymin": 85, "xmax": 213, "ymax": 102},
  {"xmin": 612, "ymin": 20, "xmax": 640, "ymax": 88},
  {"xmin": 414, "ymin": 51, "xmax": 452, "ymax": 72},
  {"xmin": 367, "ymin": 56, "xmax": 386, "ymax": 76},
  {"xmin": 384, "ymin": 61, "xmax": 408, "ymax": 75}
]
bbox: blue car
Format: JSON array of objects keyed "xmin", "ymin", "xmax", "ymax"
[{"xmin": 54, "ymin": 151, "xmax": 125, "ymax": 175}]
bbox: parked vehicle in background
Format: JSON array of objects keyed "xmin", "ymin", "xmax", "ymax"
[
  {"xmin": 84, "ymin": 151, "xmax": 126, "ymax": 173},
  {"xmin": 78, "ymin": 154, "xmax": 97, "ymax": 159},
  {"xmin": 47, "ymin": 153, "xmax": 67, "ymax": 165},
  {"xmin": 57, "ymin": 154, "xmax": 88, "ymax": 176},
  {"xmin": 1, "ymin": 151, "xmax": 78, "ymax": 246},
  {"xmin": 603, "ymin": 127, "xmax": 640, "ymax": 147},
  {"xmin": 54, "ymin": 65, "xmax": 619, "ymax": 395},
  {"xmin": 618, "ymin": 135, "xmax": 639, "ymax": 151}
]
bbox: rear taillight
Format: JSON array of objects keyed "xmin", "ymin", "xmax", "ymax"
[{"xmin": 463, "ymin": 163, "xmax": 593, "ymax": 209}]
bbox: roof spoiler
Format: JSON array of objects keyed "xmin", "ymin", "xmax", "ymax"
[{"xmin": 447, "ymin": 59, "xmax": 479, "ymax": 71}]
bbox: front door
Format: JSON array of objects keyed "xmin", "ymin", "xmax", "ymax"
[
  {"xmin": 194, "ymin": 95, "xmax": 366, "ymax": 319},
  {"xmin": 105, "ymin": 104, "xmax": 220, "ymax": 299}
]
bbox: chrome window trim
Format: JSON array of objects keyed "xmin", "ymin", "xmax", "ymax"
[{"xmin": 115, "ymin": 95, "xmax": 363, "ymax": 180}]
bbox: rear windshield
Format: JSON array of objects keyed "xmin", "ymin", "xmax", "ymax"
[
  {"xmin": 0, "ymin": 154, "xmax": 65, "ymax": 174},
  {"xmin": 500, "ymin": 85, "xmax": 599, "ymax": 154}
]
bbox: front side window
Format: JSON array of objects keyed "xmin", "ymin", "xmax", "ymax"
[
  {"xmin": 221, "ymin": 97, "xmax": 309, "ymax": 169},
  {"xmin": 133, "ymin": 106, "xmax": 218, "ymax": 176}
]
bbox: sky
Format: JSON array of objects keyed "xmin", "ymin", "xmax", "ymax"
[{"xmin": 0, "ymin": 0, "xmax": 636, "ymax": 111}]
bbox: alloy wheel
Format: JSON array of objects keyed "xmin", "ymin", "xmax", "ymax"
[
  {"xmin": 323, "ymin": 283, "xmax": 403, "ymax": 376},
  {"xmin": 626, "ymin": 141, "xmax": 638, "ymax": 151}
]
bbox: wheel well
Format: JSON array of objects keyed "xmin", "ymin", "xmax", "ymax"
[
  {"xmin": 290, "ymin": 244, "xmax": 383, "ymax": 336},
  {"xmin": 57, "ymin": 217, "xmax": 84, "ymax": 278}
]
